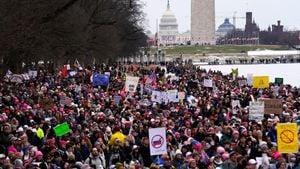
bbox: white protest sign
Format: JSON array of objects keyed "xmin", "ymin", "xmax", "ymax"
[
  {"xmin": 28, "ymin": 70, "xmax": 38, "ymax": 78},
  {"xmin": 160, "ymin": 92, "xmax": 169, "ymax": 103},
  {"xmin": 167, "ymin": 90, "xmax": 179, "ymax": 103},
  {"xmin": 149, "ymin": 127, "xmax": 167, "ymax": 156},
  {"xmin": 125, "ymin": 76, "xmax": 139, "ymax": 92},
  {"xmin": 151, "ymin": 91, "xmax": 161, "ymax": 103},
  {"xmin": 203, "ymin": 79, "xmax": 213, "ymax": 88},
  {"xmin": 247, "ymin": 74, "xmax": 253, "ymax": 86},
  {"xmin": 249, "ymin": 101, "xmax": 264, "ymax": 121},
  {"xmin": 104, "ymin": 72, "xmax": 111, "ymax": 77},
  {"xmin": 232, "ymin": 100, "xmax": 241, "ymax": 114}
]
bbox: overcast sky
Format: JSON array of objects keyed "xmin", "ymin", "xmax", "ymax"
[{"xmin": 140, "ymin": 0, "xmax": 300, "ymax": 34}]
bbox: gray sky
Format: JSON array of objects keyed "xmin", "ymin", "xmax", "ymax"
[{"xmin": 141, "ymin": 0, "xmax": 300, "ymax": 34}]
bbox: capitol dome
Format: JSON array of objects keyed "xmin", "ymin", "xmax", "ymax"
[
  {"xmin": 159, "ymin": 0, "xmax": 179, "ymax": 45},
  {"xmin": 216, "ymin": 18, "xmax": 235, "ymax": 38}
]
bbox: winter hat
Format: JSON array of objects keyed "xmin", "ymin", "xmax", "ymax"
[
  {"xmin": 272, "ymin": 152, "xmax": 282, "ymax": 160},
  {"xmin": 216, "ymin": 146, "xmax": 225, "ymax": 154},
  {"xmin": 35, "ymin": 151, "xmax": 43, "ymax": 157},
  {"xmin": 14, "ymin": 159, "xmax": 23, "ymax": 168}
]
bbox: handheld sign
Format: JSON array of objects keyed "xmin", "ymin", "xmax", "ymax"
[
  {"xmin": 149, "ymin": 127, "xmax": 167, "ymax": 156},
  {"xmin": 53, "ymin": 122, "xmax": 71, "ymax": 137},
  {"xmin": 277, "ymin": 123, "xmax": 298, "ymax": 153}
]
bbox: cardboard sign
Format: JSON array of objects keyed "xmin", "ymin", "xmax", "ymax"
[
  {"xmin": 125, "ymin": 76, "xmax": 139, "ymax": 92},
  {"xmin": 114, "ymin": 96, "xmax": 122, "ymax": 106},
  {"xmin": 263, "ymin": 99, "xmax": 282, "ymax": 114},
  {"xmin": 277, "ymin": 123, "xmax": 298, "ymax": 153},
  {"xmin": 232, "ymin": 100, "xmax": 241, "ymax": 114},
  {"xmin": 149, "ymin": 127, "xmax": 167, "ymax": 156},
  {"xmin": 249, "ymin": 101, "xmax": 264, "ymax": 121},
  {"xmin": 253, "ymin": 76, "xmax": 269, "ymax": 88}
]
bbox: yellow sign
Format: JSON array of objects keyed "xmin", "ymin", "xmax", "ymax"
[
  {"xmin": 253, "ymin": 76, "xmax": 269, "ymax": 88},
  {"xmin": 277, "ymin": 123, "xmax": 298, "ymax": 153}
]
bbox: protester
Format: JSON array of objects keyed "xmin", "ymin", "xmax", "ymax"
[{"xmin": 0, "ymin": 61, "xmax": 300, "ymax": 169}]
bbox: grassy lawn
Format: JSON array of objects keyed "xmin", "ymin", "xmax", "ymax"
[{"xmin": 150, "ymin": 45, "xmax": 289, "ymax": 55}]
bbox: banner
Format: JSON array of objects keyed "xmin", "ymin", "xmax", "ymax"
[
  {"xmin": 125, "ymin": 76, "xmax": 139, "ymax": 92},
  {"xmin": 53, "ymin": 122, "xmax": 71, "ymax": 137},
  {"xmin": 275, "ymin": 77, "xmax": 284, "ymax": 85},
  {"xmin": 60, "ymin": 96, "xmax": 72, "ymax": 106},
  {"xmin": 167, "ymin": 90, "xmax": 179, "ymax": 103},
  {"xmin": 203, "ymin": 79, "xmax": 213, "ymax": 88},
  {"xmin": 277, "ymin": 123, "xmax": 298, "ymax": 153},
  {"xmin": 149, "ymin": 127, "xmax": 167, "ymax": 156},
  {"xmin": 253, "ymin": 76, "xmax": 269, "ymax": 88},
  {"xmin": 249, "ymin": 101, "xmax": 264, "ymax": 121},
  {"xmin": 92, "ymin": 74, "xmax": 109, "ymax": 87},
  {"xmin": 263, "ymin": 99, "xmax": 282, "ymax": 114}
]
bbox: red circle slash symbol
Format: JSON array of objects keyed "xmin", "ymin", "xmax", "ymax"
[{"xmin": 280, "ymin": 130, "xmax": 294, "ymax": 144}]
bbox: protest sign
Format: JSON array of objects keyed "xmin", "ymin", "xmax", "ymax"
[
  {"xmin": 247, "ymin": 74, "xmax": 253, "ymax": 86},
  {"xmin": 10, "ymin": 74, "xmax": 23, "ymax": 83},
  {"xmin": 203, "ymin": 79, "xmax": 213, "ymax": 88},
  {"xmin": 53, "ymin": 122, "xmax": 71, "ymax": 137},
  {"xmin": 149, "ymin": 127, "xmax": 167, "ymax": 156},
  {"xmin": 28, "ymin": 70, "xmax": 38, "ymax": 78},
  {"xmin": 167, "ymin": 90, "xmax": 179, "ymax": 103},
  {"xmin": 60, "ymin": 96, "xmax": 72, "ymax": 106},
  {"xmin": 277, "ymin": 123, "xmax": 298, "ymax": 153},
  {"xmin": 92, "ymin": 74, "xmax": 109, "ymax": 87},
  {"xmin": 249, "ymin": 101, "xmax": 264, "ymax": 121},
  {"xmin": 275, "ymin": 77, "xmax": 284, "ymax": 85},
  {"xmin": 263, "ymin": 99, "xmax": 282, "ymax": 114},
  {"xmin": 232, "ymin": 100, "xmax": 241, "ymax": 114},
  {"xmin": 238, "ymin": 80, "xmax": 247, "ymax": 87},
  {"xmin": 253, "ymin": 76, "xmax": 269, "ymax": 88},
  {"xmin": 114, "ymin": 96, "xmax": 122, "ymax": 106},
  {"xmin": 125, "ymin": 76, "xmax": 139, "ymax": 92}
]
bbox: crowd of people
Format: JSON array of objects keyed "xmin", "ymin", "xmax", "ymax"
[{"xmin": 0, "ymin": 62, "xmax": 300, "ymax": 169}]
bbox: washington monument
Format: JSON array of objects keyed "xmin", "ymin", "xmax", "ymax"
[{"xmin": 191, "ymin": 0, "xmax": 215, "ymax": 45}]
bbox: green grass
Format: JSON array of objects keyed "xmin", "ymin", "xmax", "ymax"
[{"xmin": 150, "ymin": 45, "xmax": 289, "ymax": 55}]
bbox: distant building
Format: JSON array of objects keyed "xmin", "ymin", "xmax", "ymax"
[
  {"xmin": 216, "ymin": 18, "xmax": 235, "ymax": 39},
  {"xmin": 216, "ymin": 12, "xmax": 259, "ymax": 45},
  {"xmin": 260, "ymin": 20, "xmax": 285, "ymax": 45},
  {"xmin": 176, "ymin": 31, "xmax": 191, "ymax": 45},
  {"xmin": 158, "ymin": 0, "xmax": 179, "ymax": 45},
  {"xmin": 245, "ymin": 12, "xmax": 260, "ymax": 38},
  {"xmin": 191, "ymin": 0, "xmax": 215, "ymax": 45},
  {"xmin": 271, "ymin": 20, "xmax": 284, "ymax": 33}
]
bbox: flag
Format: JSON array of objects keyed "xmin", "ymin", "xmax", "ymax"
[
  {"xmin": 145, "ymin": 72, "xmax": 157, "ymax": 85},
  {"xmin": 231, "ymin": 68, "xmax": 238, "ymax": 75},
  {"xmin": 61, "ymin": 65, "xmax": 68, "ymax": 78},
  {"xmin": 74, "ymin": 59, "xmax": 83, "ymax": 70}
]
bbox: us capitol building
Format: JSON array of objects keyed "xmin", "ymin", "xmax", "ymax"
[{"xmin": 158, "ymin": 0, "xmax": 191, "ymax": 46}]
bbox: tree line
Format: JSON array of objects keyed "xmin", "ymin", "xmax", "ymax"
[{"xmin": 0, "ymin": 0, "xmax": 148, "ymax": 73}]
